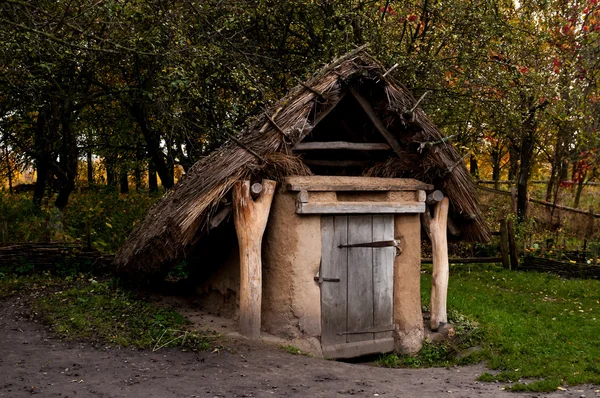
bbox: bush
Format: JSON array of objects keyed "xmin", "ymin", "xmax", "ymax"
[{"xmin": 0, "ymin": 188, "xmax": 158, "ymax": 253}]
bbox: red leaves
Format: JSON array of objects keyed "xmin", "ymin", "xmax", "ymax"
[
  {"xmin": 378, "ymin": 5, "xmax": 397, "ymax": 16},
  {"xmin": 552, "ymin": 58, "xmax": 562, "ymax": 74}
]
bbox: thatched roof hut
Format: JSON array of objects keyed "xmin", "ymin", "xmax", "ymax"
[{"xmin": 115, "ymin": 47, "xmax": 490, "ymax": 277}]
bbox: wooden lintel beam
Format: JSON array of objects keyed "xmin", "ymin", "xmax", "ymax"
[
  {"xmin": 285, "ymin": 176, "xmax": 434, "ymax": 192},
  {"xmin": 296, "ymin": 201, "xmax": 426, "ymax": 214},
  {"xmin": 294, "ymin": 141, "xmax": 391, "ymax": 151},
  {"xmin": 348, "ymin": 87, "xmax": 405, "ymax": 158}
]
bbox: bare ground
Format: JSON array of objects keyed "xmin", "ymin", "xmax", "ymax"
[{"xmin": 1, "ymin": 295, "xmax": 599, "ymax": 398}]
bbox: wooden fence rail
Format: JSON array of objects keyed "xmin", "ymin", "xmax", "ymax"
[
  {"xmin": 0, "ymin": 243, "xmax": 112, "ymax": 271},
  {"xmin": 522, "ymin": 256, "xmax": 600, "ymax": 279},
  {"xmin": 421, "ymin": 257, "xmax": 502, "ymax": 264},
  {"xmin": 477, "ymin": 185, "xmax": 600, "ymax": 218},
  {"xmin": 477, "ymin": 180, "xmax": 600, "ymax": 186}
]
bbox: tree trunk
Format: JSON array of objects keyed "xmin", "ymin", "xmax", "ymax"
[
  {"xmin": 469, "ymin": 155, "xmax": 479, "ymax": 178},
  {"xmin": 516, "ymin": 130, "xmax": 534, "ymax": 221},
  {"xmin": 4, "ymin": 147, "xmax": 12, "ymax": 194},
  {"xmin": 546, "ymin": 163, "xmax": 557, "ymax": 203},
  {"xmin": 55, "ymin": 111, "xmax": 78, "ymax": 210},
  {"xmin": 508, "ymin": 144, "xmax": 519, "ymax": 182},
  {"xmin": 105, "ymin": 156, "xmax": 116, "ymax": 187},
  {"xmin": 429, "ymin": 197, "xmax": 449, "ymax": 331},
  {"xmin": 119, "ymin": 166, "xmax": 129, "ymax": 194},
  {"xmin": 491, "ymin": 143, "xmax": 501, "ymax": 190},
  {"xmin": 134, "ymin": 165, "xmax": 142, "ymax": 191},
  {"xmin": 516, "ymin": 97, "xmax": 547, "ymax": 222},
  {"xmin": 574, "ymin": 170, "xmax": 587, "ymax": 209},
  {"xmin": 87, "ymin": 149, "xmax": 94, "ymax": 187},
  {"xmin": 129, "ymin": 102, "xmax": 174, "ymax": 189},
  {"xmin": 148, "ymin": 159, "xmax": 158, "ymax": 193},
  {"xmin": 233, "ymin": 179, "xmax": 276, "ymax": 338},
  {"xmin": 32, "ymin": 107, "xmax": 54, "ymax": 207}
]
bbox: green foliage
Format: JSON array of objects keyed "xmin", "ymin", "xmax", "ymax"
[
  {"xmin": 33, "ymin": 279, "xmax": 217, "ymax": 351},
  {"xmin": 377, "ymin": 342, "xmax": 451, "ymax": 368},
  {"xmin": 279, "ymin": 345, "xmax": 310, "ymax": 356},
  {"xmin": 0, "ymin": 272, "xmax": 64, "ymax": 298},
  {"xmin": 422, "ymin": 265, "xmax": 600, "ymax": 391},
  {"xmin": 377, "ymin": 307, "xmax": 482, "ymax": 369},
  {"xmin": 0, "ymin": 188, "xmax": 157, "ymax": 253}
]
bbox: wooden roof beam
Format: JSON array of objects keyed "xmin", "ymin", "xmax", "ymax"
[
  {"xmin": 348, "ymin": 87, "xmax": 404, "ymax": 158},
  {"xmin": 303, "ymin": 159, "xmax": 369, "ymax": 167},
  {"xmin": 294, "ymin": 141, "xmax": 391, "ymax": 151}
]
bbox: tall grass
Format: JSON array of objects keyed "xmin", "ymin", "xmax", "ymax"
[{"xmin": 424, "ymin": 264, "xmax": 600, "ymax": 391}]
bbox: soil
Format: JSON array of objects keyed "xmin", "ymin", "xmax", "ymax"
[{"xmin": 1, "ymin": 294, "xmax": 599, "ymax": 398}]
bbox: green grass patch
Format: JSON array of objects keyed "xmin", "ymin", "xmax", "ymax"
[
  {"xmin": 0, "ymin": 272, "xmax": 66, "ymax": 298},
  {"xmin": 279, "ymin": 344, "xmax": 311, "ymax": 356},
  {"xmin": 423, "ymin": 264, "xmax": 600, "ymax": 391},
  {"xmin": 377, "ymin": 341, "xmax": 454, "ymax": 368},
  {"xmin": 33, "ymin": 279, "xmax": 217, "ymax": 351},
  {"xmin": 376, "ymin": 306, "xmax": 485, "ymax": 369}
]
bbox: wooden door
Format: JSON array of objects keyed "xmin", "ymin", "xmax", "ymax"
[{"xmin": 320, "ymin": 215, "xmax": 395, "ymax": 359}]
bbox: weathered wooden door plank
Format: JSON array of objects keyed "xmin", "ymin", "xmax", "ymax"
[
  {"xmin": 347, "ymin": 215, "xmax": 374, "ymax": 343},
  {"xmin": 320, "ymin": 216, "xmax": 348, "ymax": 346},
  {"xmin": 372, "ymin": 215, "xmax": 394, "ymax": 340}
]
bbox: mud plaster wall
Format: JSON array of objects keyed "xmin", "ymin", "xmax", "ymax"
[
  {"xmin": 262, "ymin": 190, "xmax": 322, "ymax": 339},
  {"xmin": 393, "ymin": 213, "xmax": 424, "ymax": 354},
  {"xmin": 195, "ymin": 243, "xmax": 240, "ymax": 318}
]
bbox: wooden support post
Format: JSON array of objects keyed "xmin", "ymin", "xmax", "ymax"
[
  {"xmin": 499, "ymin": 219, "xmax": 510, "ymax": 269},
  {"xmin": 594, "ymin": 245, "xmax": 598, "ymax": 266},
  {"xmin": 233, "ymin": 179, "xmax": 276, "ymax": 338},
  {"xmin": 429, "ymin": 197, "xmax": 449, "ymax": 331},
  {"xmin": 507, "ymin": 220, "xmax": 518, "ymax": 270}
]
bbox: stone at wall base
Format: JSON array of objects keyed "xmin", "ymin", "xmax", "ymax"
[{"xmin": 394, "ymin": 326, "xmax": 424, "ymax": 355}]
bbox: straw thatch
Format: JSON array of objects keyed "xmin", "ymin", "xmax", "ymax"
[{"xmin": 115, "ymin": 46, "xmax": 491, "ymax": 277}]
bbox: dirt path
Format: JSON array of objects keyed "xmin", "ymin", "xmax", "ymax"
[{"xmin": 1, "ymin": 295, "xmax": 598, "ymax": 398}]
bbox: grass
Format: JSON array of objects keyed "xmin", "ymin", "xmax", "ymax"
[
  {"xmin": 279, "ymin": 344, "xmax": 311, "ymax": 356},
  {"xmin": 377, "ymin": 264, "xmax": 600, "ymax": 391},
  {"xmin": 32, "ymin": 279, "xmax": 217, "ymax": 351},
  {"xmin": 426, "ymin": 264, "xmax": 600, "ymax": 391},
  {"xmin": 0, "ymin": 271, "xmax": 65, "ymax": 298},
  {"xmin": 0, "ymin": 272, "xmax": 216, "ymax": 352},
  {"xmin": 376, "ymin": 307, "xmax": 485, "ymax": 369}
]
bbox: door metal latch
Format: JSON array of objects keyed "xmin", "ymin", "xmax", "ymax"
[{"xmin": 313, "ymin": 276, "xmax": 341, "ymax": 284}]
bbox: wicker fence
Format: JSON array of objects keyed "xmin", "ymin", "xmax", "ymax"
[
  {"xmin": 520, "ymin": 255, "xmax": 600, "ymax": 279},
  {"xmin": 0, "ymin": 243, "xmax": 113, "ymax": 272}
]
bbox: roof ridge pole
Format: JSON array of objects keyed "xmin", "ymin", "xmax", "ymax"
[{"xmin": 233, "ymin": 179, "xmax": 276, "ymax": 338}]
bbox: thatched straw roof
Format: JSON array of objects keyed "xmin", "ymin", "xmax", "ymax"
[{"xmin": 115, "ymin": 46, "xmax": 491, "ymax": 277}]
